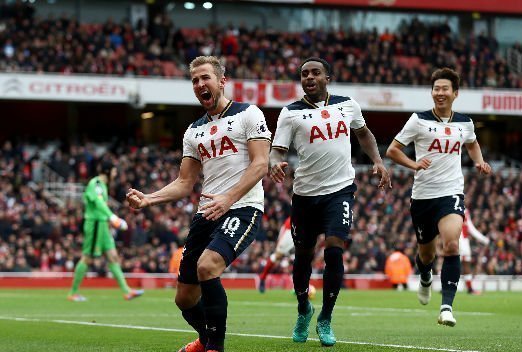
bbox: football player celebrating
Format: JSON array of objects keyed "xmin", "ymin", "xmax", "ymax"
[
  {"xmin": 270, "ymin": 57, "xmax": 390, "ymax": 346},
  {"xmin": 127, "ymin": 56, "xmax": 271, "ymax": 352},
  {"xmin": 387, "ymin": 67, "xmax": 491, "ymax": 327}
]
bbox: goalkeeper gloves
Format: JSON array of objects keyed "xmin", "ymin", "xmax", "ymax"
[{"xmin": 110, "ymin": 214, "xmax": 128, "ymax": 231}]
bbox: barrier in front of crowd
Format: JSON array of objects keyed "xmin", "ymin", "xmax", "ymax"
[{"xmin": 0, "ymin": 272, "xmax": 520, "ymax": 291}]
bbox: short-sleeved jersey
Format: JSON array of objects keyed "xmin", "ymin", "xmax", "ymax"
[
  {"xmin": 394, "ymin": 110, "xmax": 476, "ymax": 199},
  {"xmin": 83, "ymin": 176, "xmax": 114, "ymax": 220},
  {"xmin": 272, "ymin": 94, "xmax": 366, "ymax": 196},
  {"xmin": 183, "ymin": 101, "xmax": 271, "ymax": 212}
]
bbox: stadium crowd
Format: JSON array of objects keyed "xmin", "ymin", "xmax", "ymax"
[
  {"xmin": 0, "ymin": 140, "xmax": 521, "ymax": 277},
  {"xmin": 1, "ymin": 3, "xmax": 520, "ymax": 88}
]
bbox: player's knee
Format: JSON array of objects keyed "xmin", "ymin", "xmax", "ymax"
[
  {"xmin": 175, "ymin": 291, "xmax": 196, "ymax": 310},
  {"xmin": 324, "ymin": 246, "xmax": 343, "ymax": 267},
  {"xmin": 442, "ymin": 240, "xmax": 459, "ymax": 256},
  {"xmin": 419, "ymin": 251, "xmax": 435, "ymax": 264},
  {"xmin": 106, "ymin": 254, "xmax": 120, "ymax": 264},
  {"xmin": 81, "ymin": 256, "xmax": 93, "ymax": 265},
  {"xmin": 196, "ymin": 260, "xmax": 220, "ymax": 281}
]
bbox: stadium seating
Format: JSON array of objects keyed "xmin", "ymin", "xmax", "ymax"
[
  {"xmin": 0, "ymin": 3, "xmax": 520, "ymax": 88},
  {"xmin": 0, "ymin": 140, "xmax": 520, "ymax": 277}
]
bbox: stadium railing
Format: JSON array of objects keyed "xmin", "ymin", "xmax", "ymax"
[{"xmin": 1, "ymin": 272, "xmax": 521, "ymax": 292}]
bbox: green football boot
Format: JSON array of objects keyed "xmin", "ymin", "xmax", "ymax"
[
  {"xmin": 316, "ymin": 315, "xmax": 336, "ymax": 347},
  {"xmin": 292, "ymin": 302, "xmax": 315, "ymax": 343}
]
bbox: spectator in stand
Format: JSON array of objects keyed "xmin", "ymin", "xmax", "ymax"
[
  {"xmin": 0, "ymin": 139, "xmax": 520, "ymax": 279},
  {"xmin": 0, "ymin": 2, "xmax": 519, "ymax": 88}
]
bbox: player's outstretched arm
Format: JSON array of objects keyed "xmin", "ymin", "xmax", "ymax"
[
  {"xmin": 354, "ymin": 126, "xmax": 391, "ymax": 189},
  {"xmin": 201, "ymin": 139, "xmax": 270, "ymax": 221},
  {"xmin": 127, "ymin": 157, "xmax": 201, "ymax": 209},
  {"xmin": 466, "ymin": 216, "xmax": 490, "ymax": 245},
  {"xmin": 386, "ymin": 140, "xmax": 431, "ymax": 171},
  {"xmin": 464, "ymin": 140, "xmax": 491, "ymax": 175},
  {"xmin": 269, "ymin": 147, "xmax": 288, "ymax": 183}
]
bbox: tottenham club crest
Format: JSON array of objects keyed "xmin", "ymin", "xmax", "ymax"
[{"xmin": 256, "ymin": 121, "xmax": 268, "ymax": 134}]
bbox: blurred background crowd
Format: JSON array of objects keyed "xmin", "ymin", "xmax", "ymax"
[
  {"xmin": 1, "ymin": 3, "xmax": 521, "ymax": 88},
  {"xmin": 1, "ymin": 140, "xmax": 520, "ymax": 277}
]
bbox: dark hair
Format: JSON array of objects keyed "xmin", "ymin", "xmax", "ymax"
[
  {"xmin": 300, "ymin": 57, "xmax": 331, "ymax": 76},
  {"xmin": 431, "ymin": 67, "xmax": 460, "ymax": 91},
  {"xmin": 98, "ymin": 160, "xmax": 114, "ymax": 175}
]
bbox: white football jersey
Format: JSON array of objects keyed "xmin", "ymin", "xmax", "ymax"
[
  {"xmin": 394, "ymin": 110, "xmax": 476, "ymax": 199},
  {"xmin": 272, "ymin": 94, "xmax": 366, "ymax": 196},
  {"xmin": 183, "ymin": 101, "xmax": 271, "ymax": 212}
]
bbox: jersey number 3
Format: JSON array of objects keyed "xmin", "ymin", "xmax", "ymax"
[{"xmin": 342, "ymin": 201, "xmax": 351, "ymax": 225}]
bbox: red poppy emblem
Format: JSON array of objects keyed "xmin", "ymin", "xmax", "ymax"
[
  {"xmin": 321, "ymin": 110, "xmax": 330, "ymax": 119},
  {"xmin": 445, "ymin": 127, "xmax": 451, "ymax": 135},
  {"xmin": 210, "ymin": 125, "xmax": 218, "ymax": 135}
]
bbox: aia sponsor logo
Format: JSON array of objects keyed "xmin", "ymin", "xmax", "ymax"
[
  {"xmin": 198, "ymin": 136, "xmax": 238, "ymax": 161},
  {"xmin": 428, "ymin": 139, "xmax": 460, "ymax": 154},
  {"xmin": 309, "ymin": 121, "xmax": 349, "ymax": 143}
]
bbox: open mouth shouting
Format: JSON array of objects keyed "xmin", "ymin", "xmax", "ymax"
[{"xmin": 200, "ymin": 89, "xmax": 213, "ymax": 105}]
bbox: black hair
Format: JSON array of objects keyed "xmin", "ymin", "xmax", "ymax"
[
  {"xmin": 98, "ymin": 159, "xmax": 114, "ymax": 176},
  {"xmin": 299, "ymin": 57, "xmax": 331, "ymax": 76},
  {"xmin": 431, "ymin": 67, "xmax": 460, "ymax": 91}
]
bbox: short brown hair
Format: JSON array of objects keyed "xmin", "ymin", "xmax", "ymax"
[
  {"xmin": 431, "ymin": 67, "xmax": 460, "ymax": 91},
  {"xmin": 189, "ymin": 56, "xmax": 225, "ymax": 78}
]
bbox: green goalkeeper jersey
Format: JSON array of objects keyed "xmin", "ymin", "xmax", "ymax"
[{"xmin": 83, "ymin": 176, "xmax": 114, "ymax": 221}]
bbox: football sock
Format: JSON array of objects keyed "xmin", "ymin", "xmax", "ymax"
[
  {"xmin": 441, "ymin": 255, "xmax": 461, "ymax": 307},
  {"xmin": 293, "ymin": 252, "xmax": 314, "ymax": 314},
  {"xmin": 108, "ymin": 262, "xmax": 130, "ymax": 293},
  {"xmin": 320, "ymin": 247, "xmax": 344, "ymax": 321},
  {"xmin": 181, "ymin": 300, "xmax": 208, "ymax": 345},
  {"xmin": 415, "ymin": 254, "xmax": 434, "ymax": 284},
  {"xmin": 70, "ymin": 261, "xmax": 88, "ymax": 294},
  {"xmin": 260, "ymin": 258, "xmax": 274, "ymax": 281},
  {"xmin": 464, "ymin": 274, "xmax": 473, "ymax": 292},
  {"xmin": 201, "ymin": 277, "xmax": 227, "ymax": 352}
]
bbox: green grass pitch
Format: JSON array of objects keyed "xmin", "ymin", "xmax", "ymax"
[{"xmin": 0, "ymin": 288, "xmax": 520, "ymax": 351}]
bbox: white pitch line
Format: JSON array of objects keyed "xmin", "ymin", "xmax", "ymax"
[
  {"xmin": 0, "ymin": 316, "xmax": 480, "ymax": 352},
  {"xmin": 236, "ymin": 301, "xmax": 494, "ymax": 316}
]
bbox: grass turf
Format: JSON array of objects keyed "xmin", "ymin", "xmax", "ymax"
[{"xmin": 0, "ymin": 288, "xmax": 520, "ymax": 351}]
